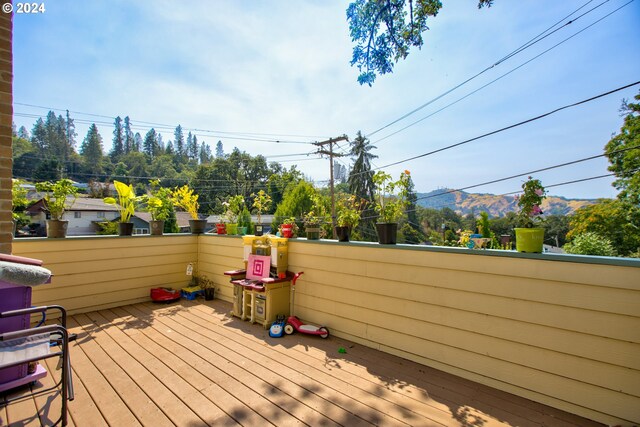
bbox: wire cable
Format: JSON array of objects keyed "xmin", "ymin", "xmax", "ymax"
[{"xmin": 365, "ymin": 0, "xmax": 612, "ymax": 137}]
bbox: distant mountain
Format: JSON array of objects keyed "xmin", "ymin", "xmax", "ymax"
[{"xmin": 416, "ymin": 189, "xmax": 597, "ymax": 217}]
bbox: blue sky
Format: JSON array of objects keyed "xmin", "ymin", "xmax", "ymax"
[{"xmin": 12, "ymin": 0, "xmax": 640, "ymax": 200}]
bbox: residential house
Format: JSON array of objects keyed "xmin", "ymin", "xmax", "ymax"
[{"xmin": 26, "ymin": 196, "xmax": 120, "ymax": 236}]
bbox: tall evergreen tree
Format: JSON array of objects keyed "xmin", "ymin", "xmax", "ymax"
[
  {"xmin": 31, "ymin": 117, "xmax": 48, "ymax": 155},
  {"xmin": 174, "ymin": 125, "xmax": 184, "ymax": 159},
  {"xmin": 215, "ymin": 140, "xmax": 224, "ymax": 158},
  {"xmin": 165, "ymin": 140, "xmax": 174, "ymax": 155},
  {"xmin": 143, "ymin": 128, "xmax": 158, "ymax": 158},
  {"xmin": 405, "ymin": 174, "xmax": 425, "ymax": 244},
  {"xmin": 124, "ymin": 116, "xmax": 134, "ymax": 154},
  {"xmin": 80, "ymin": 123, "xmax": 104, "ymax": 176},
  {"xmin": 133, "ymin": 132, "xmax": 143, "ymax": 152},
  {"xmin": 65, "ymin": 109, "xmax": 77, "ymax": 152},
  {"xmin": 199, "ymin": 141, "xmax": 211, "ymax": 164},
  {"xmin": 348, "ymin": 131, "xmax": 378, "ymax": 240},
  {"xmin": 17, "ymin": 126, "xmax": 29, "ymax": 140},
  {"xmin": 187, "ymin": 132, "xmax": 198, "ymax": 161},
  {"xmin": 111, "ymin": 116, "xmax": 124, "ymax": 161}
]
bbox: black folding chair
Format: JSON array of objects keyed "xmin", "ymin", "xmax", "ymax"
[{"xmin": 0, "ymin": 305, "xmax": 74, "ymax": 426}]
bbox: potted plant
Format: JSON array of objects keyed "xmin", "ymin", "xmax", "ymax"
[
  {"xmin": 142, "ymin": 180, "xmax": 173, "ymax": 236},
  {"xmin": 237, "ymin": 206, "xmax": 252, "ymax": 235},
  {"xmin": 35, "ymin": 178, "xmax": 79, "ymax": 238},
  {"xmin": 335, "ymin": 194, "xmax": 365, "ymax": 242},
  {"xmin": 303, "ymin": 193, "xmax": 329, "ymax": 240},
  {"xmin": 372, "ymin": 170, "xmax": 411, "ymax": 244},
  {"xmin": 195, "ymin": 274, "xmax": 215, "ymax": 301},
  {"xmin": 104, "ymin": 180, "xmax": 141, "ymax": 236},
  {"xmin": 251, "ymin": 190, "xmax": 272, "ymax": 236},
  {"xmin": 223, "ymin": 195, "xmax": 244, "ymax": 235},
  {"xmin": 279, "ymin": 216, "xmax": 299, "ymax": 238},
  {"xmin": 171, "ymin": 184, "xmax": 207, "ymax": 234},
  {"xmin": 514, "ymin": 176, "xmax": 547, "ymax": 253}
]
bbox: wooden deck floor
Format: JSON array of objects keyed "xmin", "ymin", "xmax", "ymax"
[{"xmin": 2, "ymin": 300, "xmax": 604, "ymax": 427}]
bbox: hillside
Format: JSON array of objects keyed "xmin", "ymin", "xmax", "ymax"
[{"xmin": 416, "ymin": 189, "xmax": 597, "ymax": 217}]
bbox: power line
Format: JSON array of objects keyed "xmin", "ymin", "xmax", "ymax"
[
  {"xmin": 373, "ymin": 0, "xmax": 633, "ymax": 146},
  {"xmin": 371, "ymin": 80, "xmax": 640, "ymax": 172},
  {"xmin": 414, "ymin": 144, "xmax": 640, "ymax": 203},
  {"xmin": 365, "ymin": 0, "xmax": 612, "ymax": 138},
  {"xmin": 13, "ymin": 103, "xmax": 324, "ymax": 144}
]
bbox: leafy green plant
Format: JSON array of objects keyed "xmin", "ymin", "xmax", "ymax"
[
  {"xmin": 104, "ymin": 180, "xmax": 141, "ymax": 223},
  {"xmin": 251, "ymin": 190, "xmax": 272, "ymax": 224},
  {"xmin": 516, "ymin": 177, "xmax": 546, "ymax": 228},
  {"xmin": 222, "ymin": 194, "xmax": 244, "ymax": 223},
  {"xmin": 171, "ymin": 184, "xmax": 200, "ymax": 219},
  {"xmin": 303, "ymin": 193, "xmax": 329, "ymax": 226},
  {"xmin": 142, "ymin": 180, "xmax": 173, "ymax": 221},
  {"xmin": 12, "ymin": 179, "xmax": 29, "ymax": 223},
  {"xmin": 564, "ymin": 232, "xmax": 617, "ymax": 257},
  {"xmin": 237, "ymin": 206, "xmax": 253, "ymax": 233},
  {"xmin": 372, "ymin": 170, "xmax": 411, "ymax": 223},
  {"xmin": 35, "ymin": 178, "xmax": 79, "ymax": 220},
  {"xmin": 478, "ymin": 211, "xmax": 491, "ymax": 238},
  {"xmin": 336, "ymin": 194, "xmax": 366, "ymax": 228}
]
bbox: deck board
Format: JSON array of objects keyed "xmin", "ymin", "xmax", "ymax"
[{"xmin": 3, "ymin": 299, "xmax": 605, "ymax": 426}]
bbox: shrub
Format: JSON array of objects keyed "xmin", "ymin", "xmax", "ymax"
[{"xmin": 564, "ymin": 232, "xmax": 616, "ymax": 257}]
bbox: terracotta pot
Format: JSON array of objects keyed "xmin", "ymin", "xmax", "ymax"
[
  {"xmin": 46, "ymin": 219, "xmax": 68, "ymax": 238},
  {"xmin": 215, "ymin": 223, "xmax": 226, "ymax": 234},
  {"xmin": 150, "ymin": 220, "xmax": 164, "ymax": 236},
  {"xmin": 376, "ymin": 223, "xmax": 398, "ymax": 245}
]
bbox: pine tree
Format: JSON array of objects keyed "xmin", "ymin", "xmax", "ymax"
[
  {"xmin": 187, "ymin": 132, "xmax": 198, "ymax": 161},
  {"xmin": 348, "ymin": 131, "xmax": 378, "ymax": 240},
  {"xmin": 174, "ymin": 125, "xmax": 184, "ymax": 159},
  {"xmin": 124, "ymin": 116, "xmax": 134, "ymax": 154},
  {"xmin": 215, "ymin": 140, "xmax": 224, "ymax": 158},
  {"xmin": 165, "ymin": 140, "xmax": 174, "ymax": 155},
  {"xmin": 133, "ymin": 132, "xmax": 143, "ymax": 152},
  {"xmin": 65, "ymin": 109, "xmax": 77, "ymax": 152},
  {"xmin": 405, "ymin": 175, "xmax": 425, "ymax": 244},
  {"xmin": 111, "ymin": 116, "xmax": 124, "ymax": 161},
  {"xmin": 143, "ymin": 128, "xmax": 158, "ymax": 158},
  {"xmin": 80, "ymin": 123, "xmax": 104, "ymax": 176},
  {"xmin": 199, "ymin": 141, "xmax": 212, "ymax": 164},
  {"xmin": 31, "ymin": 118, "xmax": 47, "ymax": 154},
  {"xmin": 17, "ymin": 126, "xmax": 29, "ymax": 140}
]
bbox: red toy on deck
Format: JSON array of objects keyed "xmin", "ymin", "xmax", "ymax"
[
  {"xmin": 284, "ymin": 272, "xmax": 329, "ymax": 339},
  {"xmin": 150, "ymin": 287, "xmax": 181, "ymax": 302}
]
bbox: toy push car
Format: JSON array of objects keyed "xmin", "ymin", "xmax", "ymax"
[{"xmin": 150, "ymin": 287, "xmax": 181, "ymax": 303}]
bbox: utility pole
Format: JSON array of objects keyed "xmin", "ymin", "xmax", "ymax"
[{"xmin": 313, "ymin": 134, "xmax": 348, "ymax": 238}]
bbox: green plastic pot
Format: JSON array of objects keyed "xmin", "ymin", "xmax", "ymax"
[
  {"xmin": 226, "ymin": 223, "xmax": 238, "ymax": 235},
  {"xmin": 515, "ymin": 228, "xmax": 544, "ymax": 253}
]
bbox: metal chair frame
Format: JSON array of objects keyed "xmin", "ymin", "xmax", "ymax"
[{"xmin": 0, "ymin": 305, "xmax": 74, "ymax": 426}]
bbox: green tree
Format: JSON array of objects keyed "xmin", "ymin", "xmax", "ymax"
[
  {"xmin": 348, "ymin": 131, "xmax": 378, "ymax": 240},
  {"xmin": 273, "ymin": 180, "xmax": 317, "ymax": 230},
  {"xmin": 124, "ymin": 116, "xmax": 134, "ymax": 154},
  {"xmin": 346, "ymin": 0, "xmax": 493, "ymax": 85},
  {"xmin": 80, "ymin": 123, "xmax": 105, "ymax": 176},
  {"xmin": 542, "ymin": 214, "xmax": 570, "ymax": 248},
  {"xmin": 143, "ymin": 128, "xmax": 159, "ymax": 159},
  {"xmin": 111, "ymin": 116, "xmax": 124, "ymax": 161},
  {"xmin": 405, "ymin": 174, "xmax": 424, "ymax": 242},
  {"xmin": 567, "ymin": 199, "xmax": 640, "ymax": 257},
  {"xmin": 174, "ymin": 125, "xmax": 185, "ymax": 161},
  {"xmin": 215, "ymin": 141, "xmax": 224, "ymax": 158},
  {"xmin": 605, "ymin": 90, "xmax": 640, "ymax": 205},
  {"xmin": 199, "ymin": 141, "xmax": 212, "ymax": 164},
  {"xmin": 564, "ymin": 232, "xmax": 617, "ymax": 257}
]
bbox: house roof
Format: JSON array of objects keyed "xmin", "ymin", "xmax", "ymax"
[{"xmin": 26, "ymin": 196, "xmax": 119, "ymax": 213}]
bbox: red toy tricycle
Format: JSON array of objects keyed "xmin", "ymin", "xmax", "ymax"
[{"xmin": 284, "ymin": 272, "xmax": 329, "ymax": 339}]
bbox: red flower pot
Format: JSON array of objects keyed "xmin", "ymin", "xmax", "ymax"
[
  {"xmin": 281, "ymin": 224, "xmax": 294, "ymax": 238},
  {"xmin": 215, "ymin": 223, "xmax": 226, "ymax": 235}
]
